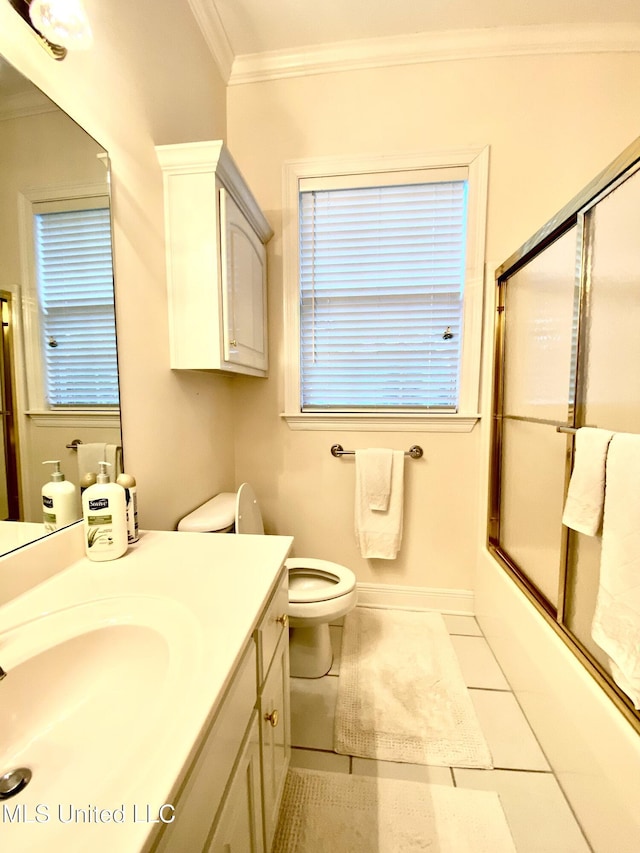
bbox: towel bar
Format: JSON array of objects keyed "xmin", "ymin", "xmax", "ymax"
[
  {"xmin": 331, "ymin": 444, "xmax": 423, "ymax": 459},
  {"xmin": 66, "ymin": 439, "xmax": 83, "ymax": 451}
]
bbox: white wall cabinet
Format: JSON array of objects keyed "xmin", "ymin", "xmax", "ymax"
[
  {"xmin": 156, "ymin": 141, "xmax": 273, "ymax": 376},
  {"xmin": 149, "ymin": 567, "xmax": 290, "ymax": 853}
]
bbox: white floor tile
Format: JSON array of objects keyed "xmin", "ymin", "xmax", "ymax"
[
  {"xmin": 290, "ymin": 675, "xmax": 338, "ymax": 750},
  {"xmin": 352, "ymin": 757, "xmax": 453, "ymax": 786},
  {"xmin": 290, "ymin": 748, "xmax": 350, "ymax": 774},
  {"xmin": 453, "ymin": 768, "xmax": 591, "ymax": 853},
  {"xmin": 469, "ymin": 690, "xmax": 551, "ymax": 771},
  {"xmin": 442, "ymin": 614, "xmax": 483, "ymax": 636},
  {"xmin": 450, "ymin": 634, "xmax": 511, "ymax": 690}
]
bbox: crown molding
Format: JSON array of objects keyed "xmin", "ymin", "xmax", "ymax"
[
  {"xmin": 187, "ymin": 0, "xmax": 234, "ymax": 83},
  {"xmin": 229, "ymin": 22, "xmax": 640, "ymax": 85}
]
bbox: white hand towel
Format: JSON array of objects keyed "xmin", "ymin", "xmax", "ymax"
[
  {"xmin": 355, "ymin": 450, "xmax": 404, "ymax": 559},
  {"xmin": 592, "ymin": 433, "xmax": 640, "ymax": 709},
  {"xmin": 106, "ymin": 444, "xmax": 123, "ymax": 478},
  {"xmin": 76, "ymin": 442, "xmax": 107, "ymax": 480},
  {"xmin": 561, "ymin": 427, "xmax": 614, "ymax": 536},
  {"xmin": 358, "ymin": 448, "xmax": 394, "ymax": 511}
]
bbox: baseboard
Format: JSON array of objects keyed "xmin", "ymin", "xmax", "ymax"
[{"xmin": 354, "ymin": 582, "xmax": 474, "ymax": 615}]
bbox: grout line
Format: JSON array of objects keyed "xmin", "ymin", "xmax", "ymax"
[
  {"xmin": 467, "ymin": 685, "xmax": 513, "ymax": 693},
  {"xmin": 292, "ymin": 745, "xmax": 340, "ymax": 756}
]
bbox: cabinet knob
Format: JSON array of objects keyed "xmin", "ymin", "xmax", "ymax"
[
  {"xmin": 229, "ymin": 339, "xmax": 238, "ymax": 347},
  {"xmin": 276, "ymin": 613, "xmax": 288, "ymax": 628},
  {"xmin": 264, "ymin": 709, "xmax": 279, "ymax": 728}
]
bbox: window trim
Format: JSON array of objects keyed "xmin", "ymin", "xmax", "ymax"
[
  {"xmin": 17, "ymin": 181, "xmax": 120, "ymax": 415},
  {"xmin": 281, "ymin": 147, "xmax": 489, "ymax": 431}
]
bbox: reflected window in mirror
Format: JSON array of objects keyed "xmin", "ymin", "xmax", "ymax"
[
  {"xmin": 34, "ymin": 196, "xmax": 117, "ymax": 407},
  {"xmin": 20, "ymin": 185, "xmax": 118, "ymax": 412}
]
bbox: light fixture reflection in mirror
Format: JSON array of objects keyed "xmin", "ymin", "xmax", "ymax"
[{"xmin": 0, "ymin": 53, "xmax": 122, "ymax": 557}]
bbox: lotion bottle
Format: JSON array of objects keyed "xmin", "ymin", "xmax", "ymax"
[
  {"xmin": 82, "ymin": 461, "xmax": 127, "ymax": 561},
  {"xmin": 41, "ymin": 461, "xmax": 78, "ymax": 532},
  {"xmin": 116, "ymin": 473, "xmax": 139, "ymax": 544}
]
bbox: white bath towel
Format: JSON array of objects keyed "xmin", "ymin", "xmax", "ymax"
[
  {"xmin": 76, "ymin": 443, "xmax": 122, "ymax": 481},
  {"xmin": 592, "ymin": 433, "xmax": 640, "ymax": 709},
  {"xmin": 106, "ymin": 444, "xmax": 123, "ymax": 478},
  {"xmin": 76, "ymin": 442, "xmax": 107, "ymax": 480},
  {"xmin": 355, "ymin": 450, "xmax": 404, "ymax": 559},
  {"xmin": 561, "ymin": 427, "xmax": 614, "ymax": 536},
  {"xmin": 357, "ymin": 448, "xmax": 394, "ymax": 511}
]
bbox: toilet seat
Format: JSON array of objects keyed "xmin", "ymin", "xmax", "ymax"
[{"xmin": 286, "ymin": 557, "xmax": 356, "ymax": 603}]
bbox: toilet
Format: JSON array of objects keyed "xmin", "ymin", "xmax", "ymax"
[{"xmin": 177, "ymin": 483, "xmax": 357, "ymax": 678}]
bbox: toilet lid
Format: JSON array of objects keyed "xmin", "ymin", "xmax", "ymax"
[
  {"xmin": 286, "ymin": 557, "xmax": 356, "ymax": 603},
  {"xmin": 235, "ymin": 483, "xmax": 265, "ymax": 535}
]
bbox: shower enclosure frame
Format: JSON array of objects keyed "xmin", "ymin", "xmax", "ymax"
[{"xmin": 488, "ymin": 134, "xmax": 640, "ymax": 735}]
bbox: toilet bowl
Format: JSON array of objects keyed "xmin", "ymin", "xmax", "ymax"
[{"xmin": 177, "ymin": 483, "xmax": 357, "ymax": 678}]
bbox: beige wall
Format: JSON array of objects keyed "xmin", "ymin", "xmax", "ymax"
[
  {"xmin": 227, "ymin": 52, "xmax": 640, "ymax": 590},
  {"xmin": 0, "ymin": 0, "xmax": 236, "ymax": 532}
]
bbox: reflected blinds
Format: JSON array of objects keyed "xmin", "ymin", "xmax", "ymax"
[
  {"xmin": 299, "ymin": 180, "xmax": 468, "ymax": 410},
  {"xmin": 33, "ymin": 205, "xmax": 118, "ymax": 406}
]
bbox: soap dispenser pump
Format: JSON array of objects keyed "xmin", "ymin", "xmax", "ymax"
[
  {"xmin": 81, "ymin": 461, "xmax": 128, "ymax": 561},
  {"xmin": 41, "ymin": 460, "xmax": 78, "ymax": 532}
]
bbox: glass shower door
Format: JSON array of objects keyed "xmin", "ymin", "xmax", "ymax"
[
  {"xmin": 497, "ymin": 226, "xmax": 578, "ymax": 610},
  {"xmin": 564, "ymin": 165, "xmax": 640, "ymax": 667}
]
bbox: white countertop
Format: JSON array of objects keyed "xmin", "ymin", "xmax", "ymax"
[{"xmin": 0, "ymin": 529, "xmax": 293, "ymax": 852}]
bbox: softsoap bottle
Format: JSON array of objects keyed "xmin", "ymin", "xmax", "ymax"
[
  {"xmin": 81, "ymin": 461, "xmax": 127, "ymax": 561},
  {"xmin": 42, "ymin": 461, "xmax": 78, "ymax": 532}
]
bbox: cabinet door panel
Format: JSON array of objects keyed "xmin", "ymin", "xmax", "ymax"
[
  {"xmin": 259, "ymin": 630, "xmax": 291, "ymax": 851},
  {"xmin": 207, "ymin": 714, "xmax": 264, "ymax": 853},
  {"xmin": 220, "ymin": 189, "xmax": 268, "ymax": 372}
]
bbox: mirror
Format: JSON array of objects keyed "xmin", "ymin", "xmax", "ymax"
[{"xmin": 0, "ymin": 54, "xmax": 122, "ymax": 556}]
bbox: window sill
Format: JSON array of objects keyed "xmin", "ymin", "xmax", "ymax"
[
  {"xmin": 280, "ymin": 412, "xmax": 480, "ymax": 433},
  {"xmin": 27, "ymin": 409, "xmax": 121, "ymax": 428}
]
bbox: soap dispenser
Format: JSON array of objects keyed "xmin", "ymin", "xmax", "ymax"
[
  {"xmin": 81, "ymin": 461, "xmax": 128, "ymax": 561},
  {"xmin": 41, "ymin": 460, "xmax": 78, "ymax": 532}
]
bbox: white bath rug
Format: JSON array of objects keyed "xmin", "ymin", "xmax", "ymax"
[
  {"xmin": 334, "ymin": 607, "xmax": 493, "ymax": 768},
  {"xmin": 272, "ymin": 768, "xmax": 516, "ymax": 853}
]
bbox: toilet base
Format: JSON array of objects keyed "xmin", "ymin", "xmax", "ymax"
[{"xmin": 288, "ymin": 623, "xmax": 333, "ymax": 678}]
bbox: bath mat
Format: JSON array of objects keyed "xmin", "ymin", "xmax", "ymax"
[
  {"xmin": 334, "ymin": 607, "xmax": 493, "ymax": 768},
  {"xmin": 272, "ymin": 768, "xmax": 516, "ymax": 853}
]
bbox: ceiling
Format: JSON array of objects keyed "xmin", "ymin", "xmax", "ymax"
[{"xmin": 210, "ymin": 0, "xmax": 640, "ymax": 57}]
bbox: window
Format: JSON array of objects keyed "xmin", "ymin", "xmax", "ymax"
[
  {"xmin": 20, "ymin": 188, "xmax": 119, "ymax": 412},
  {"xmin": 282, "ymin": 148, "xmax": 489, "ymax": 431}
]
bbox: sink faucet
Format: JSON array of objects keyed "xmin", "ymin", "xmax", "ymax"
[{"xmin": 0, "ymin": 667, "xmax": 6, "ymax": 680}]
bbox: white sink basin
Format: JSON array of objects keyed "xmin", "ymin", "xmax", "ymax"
[{"xmin": 0, "ymin": 596, "xmax": 203, "ymax": 850}]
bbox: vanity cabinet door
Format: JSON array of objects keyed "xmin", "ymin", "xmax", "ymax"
[
  {"xmin": 220, "ymin": 189, "xmax": 268, "ymax": 374},
  {"xmin": 258, "ymin": 629, "xmax": 291, "ymax": 851},
  {"xmin": 206, "ymin": 713, "xmax": 264, "ymax": 853}
]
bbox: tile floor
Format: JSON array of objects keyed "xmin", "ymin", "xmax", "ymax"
[{"xmin": 286, "ymin": 610, "xmax": 593, "ymax": 853}]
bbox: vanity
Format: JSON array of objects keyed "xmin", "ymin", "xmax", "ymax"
[{"xmin": 0, "ymin": 526, "xmax": 293, "ymax": 852}]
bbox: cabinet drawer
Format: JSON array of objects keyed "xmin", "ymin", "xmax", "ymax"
[
  {"xmin": 256, "ymin": 567, "xmax": 288, "ymax": 686},
  {"xmin": 152, "ymin": 641, "xmax": 257, "ymax": 852}
]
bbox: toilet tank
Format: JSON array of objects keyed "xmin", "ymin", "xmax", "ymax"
[{"xmin": 177, "ymin": 493, "xmax": 236, "ymax": 533}]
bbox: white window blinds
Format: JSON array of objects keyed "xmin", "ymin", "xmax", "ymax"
[
  {"xmin": 299, "ymin": 179, "xmax": 468, "ymax": 410},
  {"xmin": 33, "ymin": 203, "xmax": 118, "ymax": 407}
]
